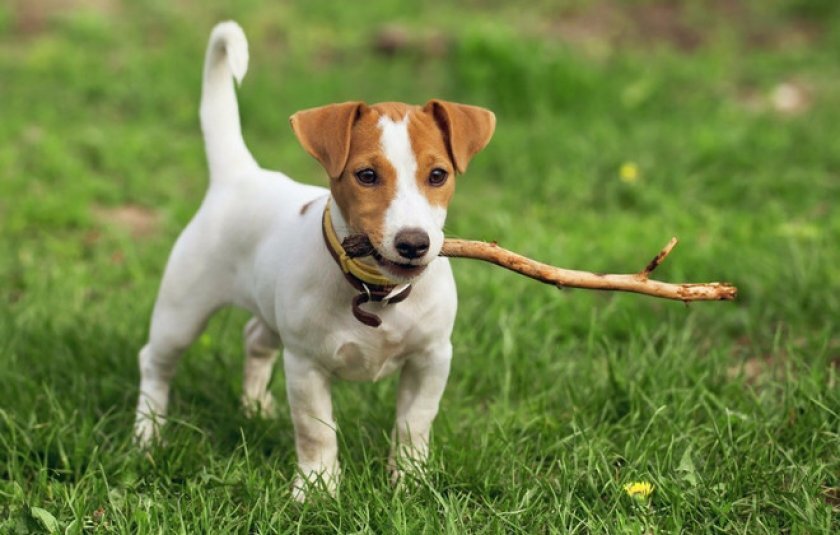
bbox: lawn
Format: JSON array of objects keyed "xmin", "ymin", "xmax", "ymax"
[{"xmin": 1, "ymin": 0, "xmax": 839, "ymax": 532}]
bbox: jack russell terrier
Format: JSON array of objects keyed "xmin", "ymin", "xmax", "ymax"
[{"xmin": 134, "ymin": 21, "xmax": 495, "ymax": 499}]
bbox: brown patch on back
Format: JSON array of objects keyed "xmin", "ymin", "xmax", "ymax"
[{"xmin": 299, "ymin": 198, "xmax": 318, "ymax": 215}]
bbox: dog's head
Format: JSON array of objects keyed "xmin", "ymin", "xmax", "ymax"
[{"xmin": 290, "ymin": 100, "xmax": 495, "ymax": 281}]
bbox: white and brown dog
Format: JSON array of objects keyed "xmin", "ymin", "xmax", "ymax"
[{"xmin": 134, "ymin": 21, "xmax": 495, "ymax": 499}]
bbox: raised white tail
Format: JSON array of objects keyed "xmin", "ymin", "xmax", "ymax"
[{"xmin": 200, "ymin": 21, "xmax": 256, "ymax": 179}]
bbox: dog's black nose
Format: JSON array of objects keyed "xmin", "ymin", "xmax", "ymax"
[{"xmin": 394, "ymin": 229, "xmax": 430, "ymax": 260}]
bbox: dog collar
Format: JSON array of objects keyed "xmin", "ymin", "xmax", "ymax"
[
  {"xmin": 322, "ymin": 201, "xmax": 412, "ymax": 327},
  {"xmin": 323, "ymin": 202, "xmax": 398, "ymax": 287}
]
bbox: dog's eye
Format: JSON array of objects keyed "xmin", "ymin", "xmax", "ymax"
[
  {"xmin": 354, "ymin": 168, "xmax": 378, "ymax": 186},
  {"xmin": 428, "ymin": 168, "xmax": 448, "ymax": 186}
]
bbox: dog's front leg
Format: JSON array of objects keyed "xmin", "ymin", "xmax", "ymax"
[
  {"xmin": 283, "ymin": 349, "xmax": 339, "ymax": 501},
  {"xmin": 389, "ymin": 341, "xmax": 452, "ymax": 484}
]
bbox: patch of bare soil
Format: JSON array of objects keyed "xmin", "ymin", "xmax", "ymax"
[
  {"xmin": 726, "ymin": 335, "xmax": 840, "ymax": 386},
  {"xmin": 550, "ymin": 1, "xmax": 701, "ymax": 52},
  {"xmin": 92, "ymin": 204, "xmax": 160, "ymax": 239},
  {"xmin": 726, "ymin": 355, "xmax": 786, "ymax": 385},
  {"xmin": 371, "ymin": 23, "xmax": 451, "ymax": 58},
  {"xmin": 823, "ymin": 486, "xmax": 840, "ymax": 512},
  {"xmin": 9, "ymin": 0, "xmax": 118, "ymax": 35},
  {"xmin": 736, "ymin": 79, "xmax": 814, "ymax": 116},
  {"xmin": 548, "ymin": 0, "xmax": 820, "ymax": 53},
  {"xmin": 725, "ymin": 334, "xmax": 788, "ymax": 385}
]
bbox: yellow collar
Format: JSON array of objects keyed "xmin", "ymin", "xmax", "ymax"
[{"xmin": 322, "ymin": 201, "xmax": 399, "ymax": 288}]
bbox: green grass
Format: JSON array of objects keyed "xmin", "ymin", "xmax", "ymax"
[{"xmin": 1, "ymin": 0, "xmax": 839, "ymax": 532}]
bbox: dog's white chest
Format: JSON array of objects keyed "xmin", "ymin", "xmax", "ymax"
[
  {"xmin": 328, "ymin": 320, "xmax": 413, "ymax": 381},
  {"xmin": 332, "ymin": 341, "xmax": 405, "ymax": 381},
  {"xmin": 269, "ymin": 239, "xmax": 458, "ymax": 383}
]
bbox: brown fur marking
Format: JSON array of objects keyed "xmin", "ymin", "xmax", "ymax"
[
  {"xmin": 330, "ymin": 105, "xmax": 398, "ymax": 248},
  {"xmin": 408, "ymin": 110, "xmax": 457, "ymax": 208},
  {"xmin": 291, "ymin": 100, "xmax": 494, "ymax": 250},
  {"xmin": 299, "ymin": 198, "xmax": 318, "ymax": 215}
]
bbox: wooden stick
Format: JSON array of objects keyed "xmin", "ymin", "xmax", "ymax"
[{"xmin": 440, "ymin": 237, "xmax": 737, "ymax": 302}]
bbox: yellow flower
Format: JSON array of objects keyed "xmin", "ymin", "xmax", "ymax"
[
  {"xmin": 624, "ymin": 481, "xmax": 654, "ymax": 499},
  {"xmin": 619, "ymin": 162, "xmax": 639, "ymax": 184}
]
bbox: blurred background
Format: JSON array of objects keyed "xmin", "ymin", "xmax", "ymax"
[
  {"xmin": 3, "ymin": 0, "xmax": 838, "ymax": 378},
  {"xmin": 1, "ymin": 0, "xmax": 838, "ymax": 531}
]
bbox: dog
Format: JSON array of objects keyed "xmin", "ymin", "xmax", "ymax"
[{"xmin": 134, "ymin": 21, "xmax": 495, "ymax": 500}]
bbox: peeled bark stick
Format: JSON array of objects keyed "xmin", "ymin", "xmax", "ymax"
[{"xmin": 440, "ymin": 237, "xmax": 737, "ymax": 302}]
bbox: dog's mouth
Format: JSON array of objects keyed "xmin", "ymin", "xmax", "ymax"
[
  {"xmin": 370, "ymin": 249, "xmax": 428, "ymax": 279},
  {"xmin": 342, "ymin": 234, "xmax": 428, "ymax": 280}
]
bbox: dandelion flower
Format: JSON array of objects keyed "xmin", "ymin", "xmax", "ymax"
[
  {"xmin": 624, "ymin": 481, "xmax": 654, "ymax": 499},
  {"xmin": 619, "ymin": 162, "xmax": 639, "ymax": 184}
]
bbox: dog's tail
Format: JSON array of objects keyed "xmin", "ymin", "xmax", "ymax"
[{"xmin": 200, "ymin": 21, "xmax": 257, "ymax": 178}]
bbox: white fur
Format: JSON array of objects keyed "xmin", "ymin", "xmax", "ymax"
[
  {"xmin": 134, "ymin": 22, "xmax": 457, "ymax": 501},
  {"xmin": 200, "ymin": 21, "xmax": 255, "ymax": 177},
  {"xmin": 379, "ymin": 116, "xmax": 447, "ymax": 264}
]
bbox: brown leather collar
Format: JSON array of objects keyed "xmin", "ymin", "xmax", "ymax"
[{"xmin": 321, "ymin": 206, "xmax": 412, "ymax": 327}]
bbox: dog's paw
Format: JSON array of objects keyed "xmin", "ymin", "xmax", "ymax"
[
  {"xmin": 241, "ymin": 392, "xmax": 278, "ymax": 419},
  {"xmin": 290, "ymin": 477, "xmax": 310, "ymax": 503},
  {"xmin": 388, "ymin": 464, "xmax": 429, "ymax": 497},
  {"xmin": 387, "ymin": 453, "xmax": 428, "ymax": 489},
  {"xmin": 291, "ymin": 466, "xmax": 340, "ymax": 503},
  {"xmin": 389, "ymin": 466, "xmax": 405, "ymax": 488},
  {"xmin": 133, "ymin": 416, "xmax": 162, "ymax": 449}
]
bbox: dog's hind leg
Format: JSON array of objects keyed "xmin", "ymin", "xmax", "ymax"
[
  {"xmin": 133, "ymin": 234, "xmax": 228, "ymax": 446},
  {"xmin": 241, "ymin": 316, "xmax": 282, "ymax": 418},
  {"xmin": 133, "ymin": 293, "xmax": 219, "ymax": 446}
]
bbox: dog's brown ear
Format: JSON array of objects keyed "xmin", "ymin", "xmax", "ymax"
[
  {"xmin": 290, "ymin": 101, "xmax": 366, "ymax": 179},
  {"xmin": 423, "ymin": 99, "xmax": 495, "ymax": 174}
]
